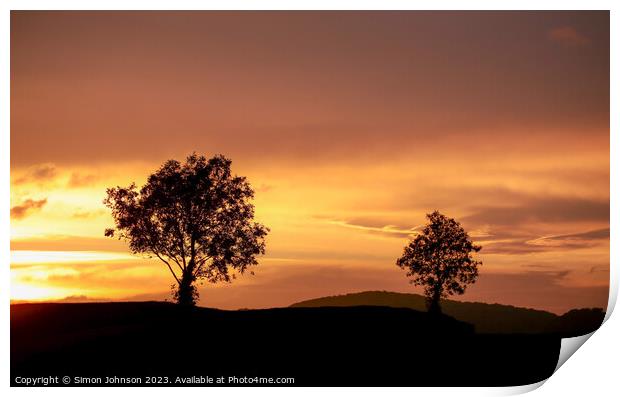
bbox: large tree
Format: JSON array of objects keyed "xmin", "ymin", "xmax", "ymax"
[
  {"xmin": 104, "ymin": 153, "xmax": 269, "ymax": 306},
  {"xmin": 396, "ymin": 211, "xmax": 481, "ymax": 315}
]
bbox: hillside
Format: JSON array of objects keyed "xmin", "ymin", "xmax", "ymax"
[
  {"xmin": 11, "ymin": 302, "xmax": 560, "ymax": 386},
  {"xmin": 290, "ymin": 290, "xmax": 604, "ymax": 335}
]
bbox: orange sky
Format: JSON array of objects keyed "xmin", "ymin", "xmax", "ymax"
[{"xmin": 10, "ymin": 11, "xmax": 609, "ymax": 314}]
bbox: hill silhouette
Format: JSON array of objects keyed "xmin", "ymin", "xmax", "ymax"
[
  {"xmin": 291, "ymin": 290, "xmax": 604, "ymax": 336},
  {"xmin": 11, "ymin": 302, "xmax": 561, "ymax": 386}
]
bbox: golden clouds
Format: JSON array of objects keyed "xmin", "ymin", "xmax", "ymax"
[
  {"xmin": 10, "ymin": 198, "xmax": 47, "ymax": 220},
  {"xmin": 13, "ymin": 163, "xmax": 57, "ymax": 185}
]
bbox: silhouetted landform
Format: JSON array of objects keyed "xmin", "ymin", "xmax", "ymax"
[
  {"xmin": 12, "ymin": 302, "xmax": 560, "ymax": 386},
  {"xmin": 544, "ymin": 308, "xmax": 606, "ymax": 336},
  {"xmin": 291, "ymin": 290, "xmax": 605, "ymax": 336}
]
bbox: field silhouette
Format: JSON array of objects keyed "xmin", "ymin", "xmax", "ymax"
[
  {"xmin": 291, "ymin": 290, "xmax": 605, "ymax": 336},
  {"xmin": 10, "ymin": 299, "xmax": 574, "ymax": 387}
]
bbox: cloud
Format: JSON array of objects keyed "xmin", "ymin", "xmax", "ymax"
[
  {"xmin": 464, "ymin": 197, "xmax": 609, "ymax": 227},
  {"xmin": 10, "ymin": 234, "xmax": 129, "ymax": 252},
  {"xmin": 326, "ymin": 217, "xmax": 419, "ymax": 238},
  {"xmin": 315, "ymin": 192, "xmax": 609, "ymax": 255},
  {"xmin": 589, "ymin": 265, "xmax": 608, "ymax": 274},
  {"xmin": 449, "ymin": 192, "xmax": 609, "ymax": 255},
  {"xmin": 55, "ymin": 295, "xmax": 111, "ymax": 303},
  {"xmin": 550, "ymin": 228, "xmax": 609, "ymax": 241},
  {"xmin": 480, "ymin": 228, "xmax": 609, "ymax": 255},
  {"xmin": 67, "ymin": 172, "xmax": 99, "ymax": 187},
  {"xmin": 10, "ymin": 198, "xmax": 47, "ymax": 220},
  {"xmin": 527, "ymin": 228, "xmax": 609, "ymax": 249},
  {"xmin": 548, "ymin": 26, "xmax": 590, "ymax": 46},
  {"xmin": 11, "ymin": 260, "xmax": 143, "ymax": 271},
  {"xmin": 481, "ymin": 239, "xmax": 548, "ymax": 255},
  {"xmin": 255, "ymin": 183, "xmax": 274, "ymax": 193},
  {"xmin": 14, "ymin": 163, "xmax": 57, "ymax": 185}
]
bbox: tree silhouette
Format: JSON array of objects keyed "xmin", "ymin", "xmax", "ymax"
[
  {"xmin": 104, "ymin": 153, "xmax": 269, "ymax": 306},
  {"xmin": 396, "ymin": 211, "xmax": 481, "ymax": 315}
]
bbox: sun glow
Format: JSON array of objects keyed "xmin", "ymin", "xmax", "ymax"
[
  {"xmin": 10, "ymin": 282, "xmax": 78, "ymax": 301},
  {"xmin": 11, "ymin": 250, "xmax": 137, "ymax": 264}
]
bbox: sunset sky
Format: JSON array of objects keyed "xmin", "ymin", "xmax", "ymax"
[{"xmin": 10, "ymin": 11, "xmax": 609, "ymax": 314}]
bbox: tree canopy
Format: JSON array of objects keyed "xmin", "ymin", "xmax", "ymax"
[
  {"xmin": 396, "ymin": 211, "xmax": 481, "ymax": 314},
  {"xmin": 104, "ymin": 153, "xmax": 269, "ymax": 305}
]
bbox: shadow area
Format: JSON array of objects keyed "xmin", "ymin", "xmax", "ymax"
[{"xmin": 11, "ymin": 302, "xmax": 560, "ymax": 387}]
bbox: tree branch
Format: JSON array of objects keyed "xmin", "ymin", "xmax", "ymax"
[
  {"xmin": 193, "ymin": 255, "xmax": 212, "ymax": 276},
  {"xmin": 144, "ymin": 231, "xmax": 182, "ymax": 285},
  {"xmin": 152, "ymin": 250, "xmax": 181, "ymax": 285},
  {"xmin": 172, "ymin": 221, "xmax": 188, "ymax": 271},
  {"xmin": 160, "ymin": 243, "xmax": 185, "ymax": 273}
]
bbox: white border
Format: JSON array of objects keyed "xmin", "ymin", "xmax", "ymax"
[
  {"xmin": 2, "ymin": 2, "xmax": 617, "ymax": 396},
  {"xmin": 0, "ymin": 1, "xmax": 616, "ymax": 11}
]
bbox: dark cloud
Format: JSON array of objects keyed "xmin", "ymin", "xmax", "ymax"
[
  {"xmin": 320, "ymin": 194, "xmax": 609, "ymax": 254},
  {"xmin": 14, "ymin": 163, "xmax": 57, "ymax": 184},
  {"xmin": 10, "ymin": 198, "xmax": 47, "ymax": 219},
  {"xmin": 524, "ymin": 228, "xmax": 610, "ymax": 250},
  {"xmin": 548, "ymin": 26, "xmax": 590, "ymax": 46},
  {"xmin": 399, "ymin": 186, "xmax": 533, "ymax": 214},
  {"xmin": 457, "ymin": 194, "xmax": 609, "ymax": 254},
  {"xmin": 481, "ymin": 228, "xmax": 609, "ymax": 255},
  {"xmin": 464, "ymin": 197, "xmax": 609, "ymax": 227},
  {"xmin": 384, "ymin": 188, "xmax": 608, "ymax": 230},
  {"xmin": 321, "ymin": 194, "xmax": 609, "ymax": 254},
  {"xmin": 544, "ymin": 228, "xmax": 609, "ymax": 241}
]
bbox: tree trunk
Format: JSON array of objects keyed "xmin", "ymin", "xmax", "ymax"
[
  {"xmin": 176, "ymin": 238, "xmax": 198, "ymax": 306},
  {"xmin": 428, "ymin": 296, "xmax": 441, "ymax": 315},
  {"xmin": 427, "ymin": 288, "xmax": 442, "ymax": 316},
  {"xmin": 177, "ymin": 269, "xmax": 196, "ymax": 306}
]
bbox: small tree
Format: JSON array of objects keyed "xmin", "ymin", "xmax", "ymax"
[
  {"xmin": 396, "ymin": 211, "xmax": 481, "ymax": 315},
  {"xmin": 104, "ymin": 153, "xmax": 269, "ymax": 306}
]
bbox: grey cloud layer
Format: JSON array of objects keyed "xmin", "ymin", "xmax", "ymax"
[{"xmin": 463, "ymin": 197, "xmax": 609, "ymax": 226}]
